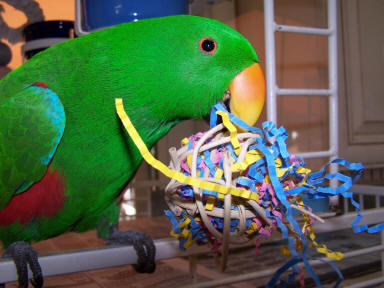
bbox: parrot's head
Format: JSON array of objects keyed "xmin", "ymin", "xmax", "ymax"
[{"xmin": 104, "ymin": 15, "xmax": 265, "ymax": 130}]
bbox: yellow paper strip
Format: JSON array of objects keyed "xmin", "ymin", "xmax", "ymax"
[
  {"xmin": 216, "ymin": 110, "xmax": 241, "ymax": 155},
  {"xmin": 232, "ymin": 150, "xmax": 263, "ymax": 172},
  {"xmin": 115, "ymin": 98, "xmax": 259, "ymax": 202},
  {"xmin": 296, "ymin": 196, "xmax": 344, "ymax": 261},
  {"xmin": 205, "ymin": 196, "xmax": 216, "ymax": 211},
  {"xmin": 214, "ymin": 168, "xmax": 223, "ymax": 179},
  {"xmin": 181, "ymin": 137, "xmax": 189, "ymax": 145}
]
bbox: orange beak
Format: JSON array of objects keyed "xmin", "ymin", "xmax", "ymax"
[{"xmin": 228, "ymin": 63, "xmax": 266, "ymax": 128}]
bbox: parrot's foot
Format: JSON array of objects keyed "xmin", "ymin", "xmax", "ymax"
[
  {"xmin": 106, "ymin": 228, "xmax": 156, "ymax": 273},
  {"xmin": 3, "ymin": 241, "xmax": 43, "ymax": 288}
]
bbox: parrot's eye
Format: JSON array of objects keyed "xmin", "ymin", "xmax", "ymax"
[{"xmin": 199, "ymin": 37, "xmax": 217, "ymax": 55}]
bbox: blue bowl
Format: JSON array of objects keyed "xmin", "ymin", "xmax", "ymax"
[{"xmin": 79, "ymin": 0, "xmax": 189, "ymax": 32}]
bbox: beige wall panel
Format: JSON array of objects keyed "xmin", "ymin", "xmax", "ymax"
[{"xmin": 339, "ymin": 0, "xmax": 384, "ymax": 166}]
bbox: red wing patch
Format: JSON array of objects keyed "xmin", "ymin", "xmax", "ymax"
[
  {"xmin": 33, "ymin": 82, "xmax": 49, "ymax": 89},
  {"xmin": 0, "ymin": 169, "xmax": 65, "ymax": 226}
]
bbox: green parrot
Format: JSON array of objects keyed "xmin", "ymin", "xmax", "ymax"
[{"xmin": 0, "ymin": 15, "xmax": 265, "ymax": 287}]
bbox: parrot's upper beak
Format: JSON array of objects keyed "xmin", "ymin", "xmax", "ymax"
[
  {"xmin": 216, "ymin": 63, "xmax": 265, "ymax": 126},
  {"xmin": 224, "ymin": 63, "xmax": 266, "ymax": 127},
  {"xmin": 204, "ymin": 62, "xmax": 266, "ymax": 128}
]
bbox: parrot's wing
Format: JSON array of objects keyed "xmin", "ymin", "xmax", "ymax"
[{"xmin": 0, "ymin": 83, "xmax": 65, "ymax": 209}]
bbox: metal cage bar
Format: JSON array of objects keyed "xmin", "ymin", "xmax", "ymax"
[
  {"xmin": 276, "ymin": 88, "xmax": 332, "ymax": 96},
  {"xmin": 328, "ymin": 0, "xmax": 339, "ymax": 164},
  {"xmin": 275, "ymin": 24, "xmax": 331, "ymax": 35},
  {"xmin": 264, "ymin": 0, "xmax": 277, "ymax": 124},
  {"xmin": 264, "ymin": 0, "xmax": 339, "ymax": 162},
  {"xmin": 0, "ymin": 238, "xmax": 210, "ymax": 283}
]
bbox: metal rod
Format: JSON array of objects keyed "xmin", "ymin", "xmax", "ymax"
[
  {"xmin": 0, "ymin": 238, "xmax": 210, "ymax": 283},
  {"xmin": 350, "ymin": 185, "xmax": 384, "ymax": 196},
  {"xmin": 264, "ymin": 0, "xmax": 277, "ymax": 124},
  {"xmin": 275, "ymin": 24, "xmax": 331, "ymax": 35},
  {"xmin": 295, "ymin": 150, "xmax": 333, "ymax": 159},
  {"xmin": 328, "ymin": 0, "xmax": 339, "ymax": 164},
  {"xmin": 313, "ymin": 208, "xmax": 384, "ymax": 234},
  {"xmin": 276, "ymin": 88, "xmax": 332, "ymax": 96},
  {"xmin": 327, "ymin": 0, "xmax": 339, "ymax": 211}
]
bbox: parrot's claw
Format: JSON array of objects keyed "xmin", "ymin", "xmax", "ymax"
[
  {"xmin": 106, "ymin": 229, "xmax": 156, "ymax": 273},
  {"xmin": 3, "ymin": 241, "xmax": 43, "ymax": 288}
]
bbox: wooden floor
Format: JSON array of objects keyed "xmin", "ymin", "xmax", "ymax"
[{"xmin": 2, "ymin": 216, "xmax": 383, "ymax": 287}]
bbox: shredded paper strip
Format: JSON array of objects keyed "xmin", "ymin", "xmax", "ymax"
[{"xmin": 116, "ymin": 99, "xmax": 383, "ymax": 287}]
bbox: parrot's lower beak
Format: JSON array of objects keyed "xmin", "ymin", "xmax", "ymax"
[{"xmin": 225, "ymin": 62, "xmax": 266, "ymax": 127}]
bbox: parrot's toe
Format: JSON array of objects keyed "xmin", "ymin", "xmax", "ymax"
[
  {"xmin": 106, "ymin": 229, "xmax": 156, "ymax": 273},
  {"xmin": 3, "ymin": 241, "xmax": 43, "ymax": 288}
]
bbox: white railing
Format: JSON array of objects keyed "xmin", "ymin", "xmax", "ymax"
[{"xmin": 264, "ymin": 0, "xmax": 339, "ymax": 166}]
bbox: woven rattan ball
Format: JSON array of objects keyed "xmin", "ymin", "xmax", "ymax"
[{"xmin": 164, "ymin": 123, "xmax": 274, "ymax": 269}]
